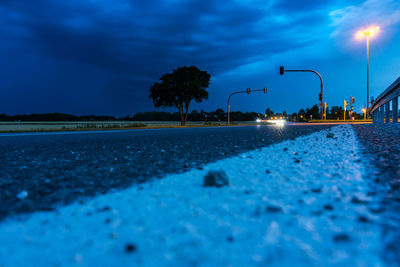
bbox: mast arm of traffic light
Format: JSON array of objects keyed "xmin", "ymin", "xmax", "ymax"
[{"xmin": 283, "ymin": 69, "xmax": 323, "ymax": 101}]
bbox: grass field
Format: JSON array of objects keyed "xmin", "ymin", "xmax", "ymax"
[
  {"xmin": 0, "ymin": 121, "xmax": 248, "ymax": 133},
  {"xmin": 0, "ymin": 120, "xmax": 374, "ymax": 133}
]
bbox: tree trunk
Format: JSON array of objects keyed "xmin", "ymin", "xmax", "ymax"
[
  {"xmin": 179, "ymin": 106, "xmax": 185, "ymax": 126},
  {"xmin": 184, "ymin": 102, "xmax": 190, "ymax": 126}
]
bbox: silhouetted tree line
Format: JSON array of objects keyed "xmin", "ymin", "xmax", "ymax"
[
  {"xmin": 263, "ymin": 104, "xmax": 363, "ymax": 122},
  {"xmin": 124, "ymin": 109, "xmax": 261, "ymax": 121},
  {"xmin": 0, "ymin": 106, "xmax": 362, "ymax": 122},
  {"xmin": 0, "ymin": 110, "xmax": 262, "ymax": 122}
]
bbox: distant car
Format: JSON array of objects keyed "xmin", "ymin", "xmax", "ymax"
[{"xmin": 256, "ymin": 118, "xmax": 286, "ymax": 125}]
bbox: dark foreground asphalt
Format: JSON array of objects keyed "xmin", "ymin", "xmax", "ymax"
[
  {"xmin": 0, "ymin": 124, "xmax": 333, "ymax": 220},
  {"xmin": 352, "ymin": 124, "xmax": 400, "ymax": 264}
]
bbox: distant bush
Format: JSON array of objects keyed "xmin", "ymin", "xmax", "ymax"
[
  {"xmin": 125, "ymin": 123, "xmax": 146, "ymax": 128},
  {"xmin": 75, "ymin": 123, "xmax": 146, "ymax": 129}
]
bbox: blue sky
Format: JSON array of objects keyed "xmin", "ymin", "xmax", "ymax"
[{"xmin": 1, "ymin": 0, "xmax": 399, "ymax": 116}]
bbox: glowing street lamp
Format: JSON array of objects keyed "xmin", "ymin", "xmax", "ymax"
[
  {"xmin": 355, "ymin": 26, "xmax": 380, "ymax": 113},
  {"xmin": 362, "ymin": 108, "xmax": 366, "ymax": 120}
]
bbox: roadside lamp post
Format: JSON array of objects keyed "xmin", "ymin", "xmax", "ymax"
[
  {"xmin": 227, "ymin": 87, "xmax": 267, "ymax": 126},
  {"xmin": 356, "ymin": 26, "xmax": 380, "ymax": 115},
  {"xmin": 344, "ymin": 100, "xmax": 348, "ymax": 120},
  {"xmin": 280, "ymin": 66, "xmax": 324, "ymax": 120}
]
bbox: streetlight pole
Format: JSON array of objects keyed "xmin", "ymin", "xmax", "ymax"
[
  {"xmin": 366, "ymin": 35, "xmax": 369, "ymax": 111},
  {"xmin": 356, "ymin": 26, "xmax": 379, "ymax": 116}
]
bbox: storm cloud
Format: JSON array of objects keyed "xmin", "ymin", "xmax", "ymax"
[{"xmin": 0, "ymin": 0, "xmax": 398, "ymax": 115}]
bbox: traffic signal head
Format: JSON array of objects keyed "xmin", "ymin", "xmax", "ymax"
[
  {"xmin": 264, "ymin": 87, "xmax": 267, "ymax": 93},
  {"xmin": 351, "ymin": 106, "xmax": 354, "ymax": 111},
  {"xmin": 351, "ymin": 97, "xmax": 355, "ymax": 104},
  {"xmin": 319, "ymin": 92, "xmax": 323, "ymax": 102},
  {"xmin": 280, "ymin": 66, "xmax": 284, "ymax": 75},
  {"xmin": 344, "ymin": 100, "xmax": 348, "ymax": 107},
  {"xmin": 247, "ymin": 88, "xmax": 250, "ymax": 94}
]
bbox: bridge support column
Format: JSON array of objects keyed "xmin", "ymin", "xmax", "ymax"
[
  {"xmin": 381, "ymin": 107, "xmax": 385, "ymax": 124},
  {"xmin": 385, "ymin": 103, "xmax": 390, "ymax": 123},
  {"xmin": 393, "ymin": 97, "xmax": 398, "ymax": 123},
  {"xmin": 376, "ymin": 108, "xmax": 380, "ymax": 124},
  {"xmin": 379, "ymin": 107, "xmax": 384, "ymax": 124},
  {"xmin": 372, "ymin": 111, "xmax": 377, "ymax": 123}
]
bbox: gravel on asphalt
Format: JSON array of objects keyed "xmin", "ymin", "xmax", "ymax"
[
  {"xmin": 0, "ymin": 125, "xmax": 332, "ymax": 220},
  {"xmin": 352, "ymin": 123, "xmax": 400, "ymax": 265},
  {"xmin": 0, "ymin": 125, "xmax": 385, "ymax": 266}
]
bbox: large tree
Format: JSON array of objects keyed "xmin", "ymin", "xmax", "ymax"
[{"xmin": 149, "ymin": 66, "xmax": 210, "ymax": 126}]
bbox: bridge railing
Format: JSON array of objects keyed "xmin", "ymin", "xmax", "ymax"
[{"xmin": 370, "ymin": 76, "xmax": 400, "ymax": 123}]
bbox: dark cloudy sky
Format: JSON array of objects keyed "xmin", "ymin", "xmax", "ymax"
[{"xmin": 1, "ymin": 0, "xmax": 400, "ymax": 116}]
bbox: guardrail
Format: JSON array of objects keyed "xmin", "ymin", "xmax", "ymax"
[{"xmin": 370, "ymin": 76, "xmax": 400, "ymax": 123}]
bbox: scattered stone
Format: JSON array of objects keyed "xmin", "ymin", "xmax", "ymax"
[
  {"xmin": 323, "ymin": 204, "xmax": 334, "ymax": 211},
  {"xmin": 265, "ymin": 169, "xmax": 271, "ymax": 174},
  {"xmin": 265, "ymin": 205, "xmax": 283, "ymax": 213},
  {"xmin": 294, "ymin": 159, "xmax": 301, "ymax": 163},
  {"xmin": 283, "ymin": 147, "xmax": 288, "ymax": 151},
  {"xmin": 351, "ymin": 196, "xmax": 369, "ymax": 204},
  {"xmin": 97, "ymin": 206, "xmax": 111, "ymax": 212},
  {"xmin": 227, "ymin": 235, "xmax": 234, "ymax": 242},
  {"xmin": 369, "ymin": 206, "xmax": 384, "ymax": 214},
  {"xmin": 358, "ymin": 215, "xmax": 369, "ymax": 223},
  {"xmin": 326, "ymin": 133, "xmax": 335, "ymax": 138},
  {"xmin": 312, "ymin": 210, "xmax": 323, "ymax": 216},
  {"xmin": 125, "ymin": 243, "xmax": 137, "ymax": 253},
  {"xmin": 203, "ymin": 170, "xmax": 229, "ymax": 188},
  {"xmin": 333, "ymin": 233, "xmax": 350, "ymax": 242},
  {"xmin": 311, "ymin": 187, "xmax": 322, "ymax": 193},
  {"xmin": 17, "ymin": 190, "xmax": 28, "ymax": 200}
]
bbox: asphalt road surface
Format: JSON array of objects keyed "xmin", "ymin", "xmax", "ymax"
[
  {"xmin": 353, "ymin": 124, "xmax": 400, "ymax": 264},
  {"xmin": 0, "ymin": 124, "xmax": 334, "ymax": 221}
]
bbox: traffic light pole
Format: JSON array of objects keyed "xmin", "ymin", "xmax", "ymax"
[
  {"xmin": 280, "ymin": 67, "xmax": 324, "ymax": 120},
  {"xmin": 227, "ymin": 88, "xmax": 267, "ymax": 126}
]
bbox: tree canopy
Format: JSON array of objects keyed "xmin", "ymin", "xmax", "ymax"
[{"xmin": 149, "ymin": 66, "xmax": 210, "ymax": 125}]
